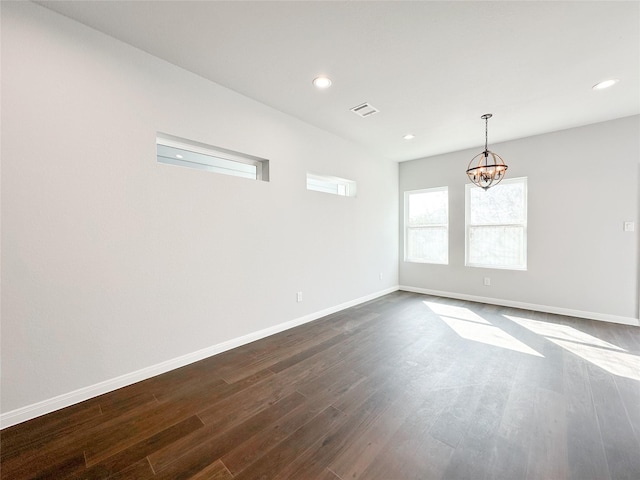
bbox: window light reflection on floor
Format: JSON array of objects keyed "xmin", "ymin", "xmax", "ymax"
[
  {"xmin": 424, "ymin": 302, "xmax": 544, "ymax": 357},
  {"xmin": 505, "ymin": 315, "xmax": 640, "ymax": 381}
]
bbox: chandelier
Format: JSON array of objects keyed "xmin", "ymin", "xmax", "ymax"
[{"xmin": 466, "ymin": 114, "xmax": 508, "ymax": 190}]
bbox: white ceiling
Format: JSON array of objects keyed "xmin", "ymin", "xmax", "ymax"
[{"xmin": 37, "ymin": 0, "xmax": 640, "ymax": 162}]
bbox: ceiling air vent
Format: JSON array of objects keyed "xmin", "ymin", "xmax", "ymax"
[{"xmin": 350, "ymin": 102, "xmax": 379, "ymax": 118}]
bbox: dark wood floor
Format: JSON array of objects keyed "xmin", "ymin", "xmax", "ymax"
[{"xmin": 2, "ymin": 291, "xmax": 640, "ymax": 480}]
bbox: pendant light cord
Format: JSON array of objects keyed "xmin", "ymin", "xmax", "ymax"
[{"xmin": 485, "ymin": 116, "xmax": 489, "ymax": 152}]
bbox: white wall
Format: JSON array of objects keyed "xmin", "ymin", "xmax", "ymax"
[
  {"xmin": 0, "ymin": 2, "xmax": 398, "ymax": 419},
  {"xmin": 400, "ymin": 115, "xmax": 639, "ymax": 324}
]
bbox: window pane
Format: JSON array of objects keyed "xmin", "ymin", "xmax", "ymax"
[
  {"xmin": 156, "ymin": 134, "xmax": 268, "ymax": 181},
  {"xmin": 407, "ymin": 227, "xmax": 448, "ymax": 263},
  {"xmin": 306, "ymin": 173, "xmax": 356, "ymax": 197},
  {"xmin": 408, "ymin": 190, "xmax": 448, "ymax": 226},
  {"xmin": 469, "ymin": 181, "xmax": 525, "ymax": 225},
  {"xmin": 468, "ymin": 225, "xmax": 525, "ymax": 268},
  {"xmin": 307, "ymin": 177, "xmax": 340, "ymax": 194}
]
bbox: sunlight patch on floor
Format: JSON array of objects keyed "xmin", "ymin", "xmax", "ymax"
[
  {"xmin": 424, "ymin": 302, "xmax": 489, "ymax": 323},
  {"xmin": 424, "ymin": 302, "xmax": 543, "ymax": 357},
  {"xmin": 505, "ymin": 315, "xmax": 640, "ymax": 381}
]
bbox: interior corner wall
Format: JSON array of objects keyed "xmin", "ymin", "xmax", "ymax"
[
  {"xmin": 0, "ymin": 1, "xmax": 399, "ymax": 417},
  {"xmin": 399, "ymin": 115, "xmax": 640, "ymax": 323}
]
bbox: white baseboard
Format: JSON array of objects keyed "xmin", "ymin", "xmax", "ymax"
[
  {"xmin": 0, "ymin": 286, "xmax": 400, "ymax": 430},
  {"xmin": 399, "ymin": 285, "xmax": 640, "ymax": 327},
  {"xmin": 7, "ymin": 284, "xmax": 632, "ymax": 429}
]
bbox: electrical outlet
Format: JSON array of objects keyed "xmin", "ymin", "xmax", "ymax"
[
  {"xmin": 296, "ymin": 292, "xmax": 303, "ymax": 303},
  {"xmin": 483, "ymin": 277, "xmax": 491, "ymax": 286},
  {"xmin": 624, "ymin": 221, "xmax": 635, "ymax": 232},
  {"xmin": 379, "ymin": 272, "xmax": 383, "ymax": 280}
]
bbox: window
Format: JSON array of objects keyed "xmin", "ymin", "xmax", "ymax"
[
  {"xmin": 466, "ymin": 177, "xmax": 527, "ymax": 269},
  {"xmin": 157, "ymin": 133, "xmax": 269, "ymax": 181},
  {"xmin": 405, "ymin": 187, "xmax": 448, "ymax": 264},
  {"xmin": 306, "ymin": 173, "xmax": 356, "ymax": 197}
]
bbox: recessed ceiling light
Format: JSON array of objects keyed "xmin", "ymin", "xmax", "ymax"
[
  {"xmin": 403, "ymin": 134, "xmax": 415, "ymax": 140},
  {"xmin": 312, "ymin": 76, "xmax": 332, "ymax": 89},
  {"xmin": 175, "ymin": 154, "xmax": 183, "ymax": 159},
  {"xmin": 592, "ymin": 79, "xmax": 619, "ymax": 90}
]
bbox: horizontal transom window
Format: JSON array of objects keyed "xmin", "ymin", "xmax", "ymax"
[
  {"xmin": 157, "ymin": 133, "xmax": 269, "ymax": 181},
  {"xmin": 306, "ymin": 173, "xmax": 356, "ymax": 197}
]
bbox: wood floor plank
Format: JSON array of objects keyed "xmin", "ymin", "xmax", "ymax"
[
  {"xmin": 313, "ymin": 468, "xmax": 342, "ymax": 480},
  {"xmin": 149, "ymin": 391, "xmax": 306, "ymax": 474},
  {"xmin": 1, "ymin": 434, "xmax": 87, "ymax": 480},
  {"xmin": 96, "ymin": 388, "xmax": 159, "ymax": 419},
  {"xmin": 2, "ymin": 388, "xmax": 164, "ymax": 479},
  {"xmin": 23, "ymin": 453, "xmax": 86, "ymax": 480},
  {"xmin": 427, "ymin": 384, "xmax": 482, "ymax": 448},
  {"xmin": 195, "ymin": 371, "xmax": 299, "ymax": 430},
  {"xmin": 0, "ymin": 383, "xmax": 161, "ymax": 463},
  {"xmin": 150, "ymin": 371, "xmax": 229, "ymax": 404},
  {"xmin": 325, "ymin": 388, "xmax": 424, "ymax": 480},
  {"xmin": 0, "ymin": 402, "xmax": 101, "ymax": 462},
  {"xmin": 588, "ymin": 362, "xmax": 640, "ymax": 479},
  {"xmin": 613, "ymin": 374, "xmax": 640, "ymax": 445},
  {"xmin": 215, "ymin": 366, "xmax": 370, "ymax": 478},
  {"xmin": 460, "ymin": 379, "xmax": 512, "ymax": 450},
  {"xmin": 217, "ymin": 325, "xmax": 344, "ymax": 383},
  {"xmin": 220, "ymin": 394, "xmax": 332, "ymax": 476},
  {"xmin": 270, "ymin": 322, "xmax": 381, "ymax": 381},
  {"xmin": 83, "ymin": 415, "xmax": 204, "ymax": 478},
  {"xmin": 223, "ymin": 350, "xmax": 380, "ymax": 476},
  {"xmin": 440, "ymin": 382, "xmax": 513, "ymax": 479},
  {"xmin": 233, "ymin": 406, "xmax": 346, "ymax": 480},
  {"xmin": 105, "ymin": 458, "xmax": 155, "ymax": 480},
  {"xmin": 524, "ymin": 386, "xmax": 568, "ymax": 480},
  {"xmin": 330, "ymin": 311, "xmax": 380, "ymax": 333},
  {"xmin": 486, "ymin": 435, "xmax": 529, "ymax": 480},
  {"xmin": 82, "ymin": 377, "xmax": 229, "ymax": 467},
  {"xmin": 443, "ymin": 442, "xmax": 492, "ymax": 480},
  {"xmin": 275, "ymin": 380, "xmax": 410, "ymax": 479},
  {"xmin": 563, "ymin": 350, "xmax": 611, "ymax": 480},
  {"xmin": 440, "ymin": 370, "xmax": 514, "ymax": 478},
  {"xmin": 268, "ymin": 331, "xmax": 351, "ymax": 374},
  {"xmin": 186, "ymin": 460, "xmax": 234, "ymax": 480},
  {"xmin": 20, "ymin": 391, "xmax": 164, "ymax": 476},
  {"xmin": 361, "ymin": 430, "xmax": 453, "ymax": 480},
  {"xmin": 295, "ymin": 366, "xmax": 364, "ymax": 399},
  {"xmin": 330, "ymin": 368, "xmax": 394, "ymax": 415}
]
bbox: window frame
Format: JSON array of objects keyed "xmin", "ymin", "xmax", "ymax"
[
  {"xmin": 306, "ymin": 173, "xmax": 357, "ymax": 197},
  {"xmin": 465, "ymin": 176, "xmax": 528, "ymax": 270},
  {"xmin": 156, "ymin": 133, "xmax": 269, "ymax": 181},
  {"xmin": 404, "ymin": 186, "xmax": 449, "ymax": 265}
]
